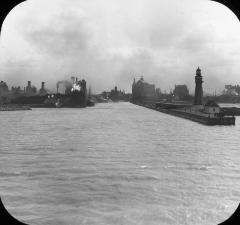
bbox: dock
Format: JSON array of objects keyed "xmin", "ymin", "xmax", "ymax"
[
  {"xmin": 133, "ymin": 102, "xmax": 235, "ymax": 126},
  {"xmin": 0, "ymin": 105, "xmax": 32, "ymax": 111},
  {"xmin": 221, "ymin": 107, "xmax": 240, "ymax": 116}
]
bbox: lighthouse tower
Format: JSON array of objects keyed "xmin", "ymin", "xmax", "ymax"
[{"xmin": 194, "ymin": 67, "xmax": 203, "ymax": 105}]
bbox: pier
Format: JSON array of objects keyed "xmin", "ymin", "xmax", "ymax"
[
  {"xmin": 131, "ymin": 68, "xmax": 236, "ymax": 126},
  {"xmin": 133, "ymin": 102, "xmax": 235, "ymax": 126},
  {"xmin": 0, "ymin": 105, "xmax": 32, "ymax": 111}
]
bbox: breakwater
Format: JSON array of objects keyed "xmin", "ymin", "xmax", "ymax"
[
  {"xmin": 0, "ymin": 105, "xmax": 32, "ymax": 111},
  {"xmin": 133, "ymin": 102, "xmax": 235, "ymax": 126},
  {"xmin": 221, "ymin": 107, "xmax": 240, "ymax": 116}
]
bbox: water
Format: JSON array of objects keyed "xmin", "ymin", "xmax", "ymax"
[{"xmin": 0, "ymin": 102, "xmax": 240, "ymax": 225}]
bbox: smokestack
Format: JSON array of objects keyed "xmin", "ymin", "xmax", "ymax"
[
  {"xmin": 57, "ymin": 82, "xmax": 59, "ymax": 94},
  {"xmin": 28, "ymin": 81, "xmax": 31, "ymax": 87},
  {"xmin": 41, "ymin": 82, "xmax": 45, "ymax": 90}
]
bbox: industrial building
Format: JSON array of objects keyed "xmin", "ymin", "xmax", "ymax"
[
  {"xmin": 132, "ymin": 76, "xmax": 156, "ymax": 102},
  {"xmin": 173, "ymin": 85, "xmax": 189, "ymax": 100}
]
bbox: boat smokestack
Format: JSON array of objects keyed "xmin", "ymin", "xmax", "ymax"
[
  {"xmin": 41, "ymin": 82, "xmax": 45, "ymax": 90},
  {"xmin": 71, "ymin": 76, "xmax": 75, "ymax": 84}
]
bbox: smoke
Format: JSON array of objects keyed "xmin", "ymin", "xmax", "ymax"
[
  {"xmin": 1, "ymin": 0, "xmax": 240, "ymax": 94},
  {"xmin": 56, "ymin": 80, "xmax": 72, "ymax": 93}
]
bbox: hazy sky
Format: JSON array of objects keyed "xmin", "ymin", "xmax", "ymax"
[{"xmin": 1, "ymin": 0, "xmax": 240, "ymax": 94}]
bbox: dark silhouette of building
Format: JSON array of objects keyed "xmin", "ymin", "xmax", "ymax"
[
  {"xmin": 25, "ymin": 81, "xmax": 37, "ymax": 96},
  {"xmin": 194, "ymin": 67, "xmax": 203, "ymax": 105},
  {"xmin": 108, "ymin": 86, "xmax": 119, "ymax": 101},
  {"xmin": 101, "ymin": 91, "xmax": 108, "ymax": 99},
  {"xmin": 204, "ymin": 100, "xmax": 220, "ymax": 117},
  {"xmin": 173, "ymin": 85, "xmax": 189, "ymax": 100},
  {"xmin": 156, "ymin": 88, "xmax": 161, "ymax": 98},
  {"xmin": 132, "ymin": 76, "xmax": 156, "ymax": 102},
  {"xmin": 223, "ymin": 85, "xmax": 240, "ymax": 96},
  {"xmin": 11, "ymin": 86, "xmax": 21, "ymax": 93},
  {"xmin": 0, "ymin": 81, "xmax": 10, "ymax": 104},
  {"xmin": 56, "ymin": 80, "xmax": 72, "ymax": 94},
  {"xmin": 39, "ymin": 82, "xmax": 48, "ymax": 96},
  {"xmin": 107, "ymin": 86, "xmax": 129, "ymax": 101},
  {"xmin": 11, "ymin": 86, "xmax": 24, "ymax": 98},
  {"xmin": 0, "ymin": 81, "xmax": 9, "ymax": 96}
]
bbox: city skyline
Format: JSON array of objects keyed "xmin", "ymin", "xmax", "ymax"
[{"xmin": 1, "ymin": 0, "xmax": 240, "ymax": 94}]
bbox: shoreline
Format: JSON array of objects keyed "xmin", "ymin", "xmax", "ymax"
[
  {"xmin": 132, "ymin": 102, "xmax": 236, "ymax": 126},
  {"xmin": 0, "ymin": 105, "xmax": 32, "ymax": 111}
]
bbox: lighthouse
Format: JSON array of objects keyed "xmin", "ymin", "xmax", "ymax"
[{"xmin": 194, "ymin": 67, "xmax": 203, "ymax": 105}]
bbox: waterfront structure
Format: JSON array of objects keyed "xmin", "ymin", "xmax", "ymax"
[
  {"xmin": 0, "ymin": 81, "xmax": 26, "ymax": 104},
  {"xmin": 131, "ymin": 68, "xmax": 236, "ymax": 125},
  {"xmin": 98, "ymin": 86, "xmax": 130, "ymax": 102},
  {"xmin": 11, "ymin": 77, "xmax": 89, "ymax": 108},
  {"xmin": 0, "ymin": 81, "xmax": 10, "ymax": 104},
  {"xmin": 11, "ymin": 86, "xmax": 23, "ymax": 95},
  {"xmin": 56, "ymin": 80, "xmax": 72, "ymax": 94},
  {"xmin": 0, "ymin": 81, "xmax": 9, "ymax": 96},
  {"xmin": 25, "ymin": 81, "xmax": 37, "ymax": 96},
  {"xmin": 194, "ymin": 67, "xmax": 203, "ymax": 105},
  {"xmin": 0, "ymin": 105, "xmax": 31, "ymax": 111},
  {"xmin": 39, "ymin": 82, "xmax": 48, "ymax": 96},
  {"xmin": 173, "ymin": 85, "xmax": 189, "ymax": 100},
  {"xmin": 132, "ymin": 76, "xmax": 156, "ymax": 102},
  {"xmin": 109, "ymin": 86, "xmax": 119, "ymax": 101},
  {"xmin": 203, "ymin": 100, "xmax": 220, "ymax": 117},
  {"xmin": 213, "ymin": 84, "xmax": 240, "ymax": 103},
  {"xmin": 222, "ymin": 84, "xmax": 240, "ymax": 96},
  {"xmin": 156, "ymin": 88, "xmax": 161, "ymax": 98},
  {"xmin": 108, "ymin": 86, "xmax": 127, "ymax": 101}
]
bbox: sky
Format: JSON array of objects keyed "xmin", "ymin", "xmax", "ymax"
[{"xmin": 1, "ymin": 0, "xmax": 240, "ymax": 94}]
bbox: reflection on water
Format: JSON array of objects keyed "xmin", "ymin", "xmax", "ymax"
[{"xmin": 0, "ymin": 102, "xmax": 240, "ymax": 225}]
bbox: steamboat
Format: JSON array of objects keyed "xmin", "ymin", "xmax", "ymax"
[{"xmin": 12, "ymin": 77, "xmax": 93, "ymax": 108}]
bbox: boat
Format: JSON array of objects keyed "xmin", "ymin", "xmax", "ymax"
[{"xmin": 11, "ymin": 77, "xmax": 90, "ymax": 108}]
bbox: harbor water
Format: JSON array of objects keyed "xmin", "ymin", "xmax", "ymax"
[{"xmin": 0, "ymin": 102, "xmax": 240, "ymax": 225}]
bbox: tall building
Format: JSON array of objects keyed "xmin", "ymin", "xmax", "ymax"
[
  {"xmin": 194, "ymin": 67, "xmax": 203, "ymax": 105},
  {"xmin": 11, "ymin": 86, "xmax": 23, "ymax": 96},
  {"xmin": 132, "ymin": 76, "xmax": 156, "ymax": 102},
  {"xmin": 39, "ymin": 82, "xmax": 47, "ymax": 96},
  {"xmin": 25, "ymin": 81, "xmax": 37, "ymax": 96},
  {"xmin": 0, "ymin": 81, "xmax": 9, "ymax": 96},
  {"xmin": 173, "ymin": 85, "xmax": 189, "ymax": 100}
]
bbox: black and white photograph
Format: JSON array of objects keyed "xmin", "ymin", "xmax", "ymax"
[{"xmin": 0, "ymin": 0, "xmax": 240, "ymax": 224}]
